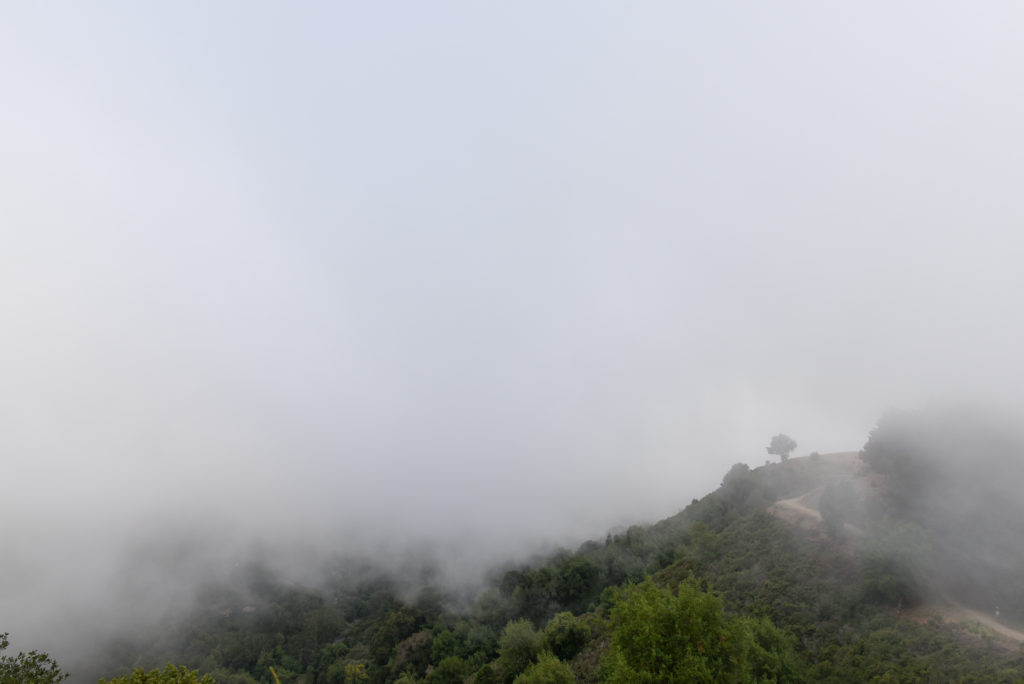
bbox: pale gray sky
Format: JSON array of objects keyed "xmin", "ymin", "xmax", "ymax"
[{"xmin": 3, "ymin": 2, "xmax": 1024, "ymax": 667}]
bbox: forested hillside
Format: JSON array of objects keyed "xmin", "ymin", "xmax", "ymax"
[{"xmin": 15, "ymin": 410, "xmax": 1024, "ymax": 683}]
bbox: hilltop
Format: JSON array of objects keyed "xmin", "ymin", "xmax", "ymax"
[
  {"xmin": 766, "ymin": 450, "xmax": 1024, "ymax": 647},
  {"xmin": 52, "ymin": 410, "xmax": 1024, "ymax": 682},
  {"xmin": 765, "ymin": 451, "xmax": 870, "ymax": 537}
]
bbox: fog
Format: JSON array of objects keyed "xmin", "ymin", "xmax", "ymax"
[
  {"xmin": 858, "ymin": 408, "xmax": 1024, "ymax": 619},
  {"xmin": 3, "ymin": 2, "xmax": 1024, "ymax": 675}
]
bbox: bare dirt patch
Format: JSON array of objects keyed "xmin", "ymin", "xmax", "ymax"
[
  {"xmin": 766, "ymin": 454, "xmax": 1024, "ymax": 648},
  {"xmin": 765, "ymin": 452, "xmax": 869, "ymax": 538},
  {"xmin": 906, "ymin": 597, "xmax": 1024, "ymax": 648}
]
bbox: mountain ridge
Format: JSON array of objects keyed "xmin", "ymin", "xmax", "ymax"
[{"xmin": 45, "ymin": 410, "xmax": 1024, "ymax": 682}]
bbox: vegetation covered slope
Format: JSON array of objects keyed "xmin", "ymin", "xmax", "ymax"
[{"xmin": 55, "ymin": 410, "xmax": 1024, "ymax": 682}]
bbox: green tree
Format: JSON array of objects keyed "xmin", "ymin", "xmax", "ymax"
[
  {"xmin": 496, "ymin": 619, "xmax": 542, "ymax": 683},
  {"xmin": 427, "ymin": 656, "xmax": 466, "ymax": 684},
  {"xmin": 472, "ymin": 664, "xmax": 498, "ymax": 684},
  {"xmin": 767, "ymin": 434, "xmax": 797, "ymax": 462},
  {"xmin": 343, "ymin": 662, "xmax": 369, "ymax": 684},
  {"xmin": 552, "ymin": 558, "xmax": 599, "ymax": 611},
  {"xmin": 98, "ymin": 664, "xmax": 215, "ymax": 684},
  {"xmin": 0, "ymin": 633, "xmax": 68, "ymax": 684},
  {"xmin": 430, "ymin": 630, "xmax": 458, "ymax": 663},
  {"xmin": 541, "ymin": 612, "xmax": 588, "ymax": 662},
  {"xmin": 511, "ymin": 652, "xmax": 573, "ymax": 684},
  {"xmin": 602, "ymin": 579, "xmax": 734, "ymax": 682},
  {"xmin": 601, "ymin": 578, "xmax": 801, "ymax": 683}
]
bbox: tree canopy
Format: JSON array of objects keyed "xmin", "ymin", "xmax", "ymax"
[
  {"xmin": 600, "ymin": 578, "xmax": 800, "ymax": 683},
  {"xmin": 766, "ymin": 433, "xmax": 797, "ymax": 461},
  {"xmin": 0, "ymin": 632, "xmax": 68, "ymax": 684},
  {"xmin": 99, "ymin": 664, "xmax": 215, "ymax": 684}
]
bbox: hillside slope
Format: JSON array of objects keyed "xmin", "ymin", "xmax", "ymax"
[
  {"xmin": 766, "ymin": 451, "xmax": 868, "ymax": 537},
  {"xmin": 764, "ymin": 451, "xmax": 1024, "ymax": 649},
  {"xmin": 82, "ymin": 411, "xmax": 1024, "ymax": 683}
]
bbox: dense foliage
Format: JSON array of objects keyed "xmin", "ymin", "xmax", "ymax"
[
  {"xmin": 600, "ymin": 578, "xmax": 800, "ymax": 683},
  {"xmin": 99, "ymin": 665, "xmax": 215, "ymax": 684},
  {"xmin": 511, "ymin": 653, "xmax": 573, "ymax": 684},
  {"xmin": 60, "ymin": 410, "xmax": 1024, "ymax": 682}
]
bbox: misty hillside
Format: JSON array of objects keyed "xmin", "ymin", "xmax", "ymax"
[
  {"xmin": 41, "ymin": 409, "xmax": 1022, "ymax": 683},
  {"xmin": 8, "ymin": 4, "xmax": 1024, "ymax": 684}
]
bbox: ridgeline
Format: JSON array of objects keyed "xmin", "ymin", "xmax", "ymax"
[{"xmin": 18, "ymin": 409, "xmax": 1024, "ymax": 683}]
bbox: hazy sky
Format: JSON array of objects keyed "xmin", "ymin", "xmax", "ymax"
[{"xmin": 3, "ymin": 1, "xmax": 1024, "ymax": 664}]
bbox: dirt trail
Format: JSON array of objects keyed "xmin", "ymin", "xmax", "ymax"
[
  {"xmin": 768, "ymin": 495, "xmax": 823, "ymax": 528},
  {"xmin": 929, "ymin": 595, "xmax": 1024, "ymax": 645},
  {"xmin": 958, "ymin": 607, "xmax": 1024, "ymax": 644},
  {"xmin": 764, "ymin": 452, "xmax": 868, "ymax": 537},
  {"xmin": 768, "ymin": 494, "xmax": 865, "ymax": 538},
  {"xmin": 763, "ymin": 454, "xmax": 1024, "ymax": 646}
]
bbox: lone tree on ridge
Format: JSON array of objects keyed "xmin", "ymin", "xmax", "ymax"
[{"xmin": 767, "ymin": 433, "xmax": 797, "ymax": 462}]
